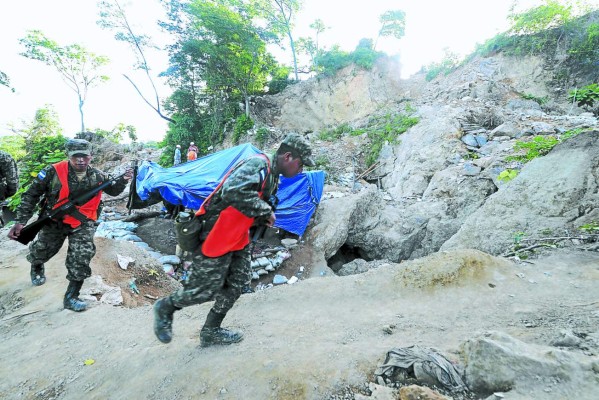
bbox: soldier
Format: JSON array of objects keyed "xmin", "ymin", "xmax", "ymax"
[
  {"xmin": 153, "ymin": 133, "xmax": 314, "ymax": 346},
  {"xmin": 0, "ymin": 150, "xmax": 19, "ymax": 226},
  {"xmin": 7, "ymin": 139, "xmax": 133, "ymax": 312}
]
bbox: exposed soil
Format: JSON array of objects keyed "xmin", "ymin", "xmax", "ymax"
[{"xmin": 1, "ymin": 221, "xmax": 598, "ymax": 400}]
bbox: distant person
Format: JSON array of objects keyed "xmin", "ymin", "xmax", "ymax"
[
  {"xmin": 7, "ymin": 139, "xmax": 133, "ymax": 312},
  {"xmin": 173, "ymin": 144, "xmax": 181, "ymax": 166},
  {"xmin": 153, "ymin": 133, "xmax": 314, "ymax": 346},
  {"xmin": 187, "ymin": 142, "xmax": 198, "ymax": 162},
  {"xmin": 0, "ymin": 150, "xmax": 19, "ymax": 227}
]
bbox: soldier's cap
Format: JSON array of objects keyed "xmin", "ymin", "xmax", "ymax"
[
  {"xmin": 281, "ymin": 133, "xmax": 315, "ymax": 167},
  {"xmin": 65, "ymin": 139, "xmax": 92, "ymax": 157}
]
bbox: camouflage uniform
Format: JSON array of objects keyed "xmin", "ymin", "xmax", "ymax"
[
  {"xmin": 170, "ymin": 153, "xmax": 279, "ymax": 313},
  {"xmin": 15, "ymin": 146, "xmax": 128, "ymax": 282},
  {"xmin": 154, "ymin": 133, "xmax": 314, "ymax": 345},
  {"xmin": 0, "ymin": 150, "xmax": 19, "ymax": 201}
]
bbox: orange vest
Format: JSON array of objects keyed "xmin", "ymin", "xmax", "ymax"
[
  {"xmin": 197, "ymin": 154, "xmax": 271, "ymax": 258},
  {"xmin": 52, "ymin": 160, "xmax": 103, "ymax": 228}
]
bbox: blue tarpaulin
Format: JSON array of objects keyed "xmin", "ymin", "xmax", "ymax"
[{"xmin": 135, "ymin": 143, "xmax": 325, "ymax": 236}]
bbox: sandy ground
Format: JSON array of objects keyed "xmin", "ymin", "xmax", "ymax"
[{"xmin": 1, "ymin": 227, "xmax": 598, "ymax": 399}]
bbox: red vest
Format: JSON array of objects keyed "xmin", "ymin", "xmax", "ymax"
[
  {"xmin": 197, "ymin": 154, "xmax": 271, "ymax": 258},
  {"xmin": 52, "ymin": 160, "xmax": 103, "ymax": 228}
]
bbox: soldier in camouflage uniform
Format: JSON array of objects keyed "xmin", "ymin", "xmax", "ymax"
[
  {"xmin": 0, "ymin": 150, "xmax": 19, "ymax": 226},
  {"xmin": 8, "ymin": 139, "xmax": 133, "ymax": 312},
  {"xmin": 154, "ymin": 133, "xmax": 315, "ymax": 346}
]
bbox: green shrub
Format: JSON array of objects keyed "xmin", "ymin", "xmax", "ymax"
[
  {"xmin": 507, "ymin": 128, "xmax": 587, "ymax": 163},
  {"xmin": 362, "ymin": 109, "xmax": 419, "ymax": 166},
  {"xmin": 318, "ymin": 123, "xmax": 353, "ymax": 141},
  {"xmin": 568, "ymin": 83, "xmax": 599, "ymax": 107},
  {"xmin": 424, "ymin": 50, "xmax": 461, "ymax": 81},
  {"xmin": 498, "ymin": 169, "xmax": 519, "ymax": 182},
  {"xmin": 521, "ymin": 93, "xmax": 549, "ymax": 105},
  {"xmin": 255, "ymin": 127, "xmax": 269, "ymax": 148},
  {"xmin": 232, "ymin": 115, "xmax": 254, "ymax": 144}
]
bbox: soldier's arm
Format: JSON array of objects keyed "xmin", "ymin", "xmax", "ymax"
[
  {"xmin": 15, "ymin": 166, "xmax": 53, "ymax": 225},
  {"xmin": 221, "ymin": 157, "xmax": 273, "ymax": 218},
  {"xmin": 0, "ymin": 154, "xmax": 19, "ymax": 197},
  {"xmin": 95, "ymin": 169, "xmax": 129, "ymax": 197}
]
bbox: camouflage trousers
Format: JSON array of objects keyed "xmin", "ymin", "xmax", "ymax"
[
  {"xmin": 169, "ymin": 245, "xmax": 251, "ymax": 315},
  {"xmin": 27, "ymin": 220, "xmax": 97, "ymax": 282}
]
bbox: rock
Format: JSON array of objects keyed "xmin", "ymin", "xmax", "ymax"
[
  {"xmin": 549, "ymin": 330, "xmax": 582, "ymax": 348},
  {"xmin": 116, "ymin": 254, "xmax": 135, "ymax": 270},
  {"xmin": 399, "ymin": 385, "xmax": 449, "ymax": 400},
  {"xmin": 461, "ymin": 331, "xmax": 595, "ymax": 393}
]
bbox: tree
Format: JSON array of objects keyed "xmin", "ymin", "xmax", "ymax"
[
  {"xmin": 251, "ymin": 0, "xmax": 302, "ymax": 80},
  {"xmin": 184, "ymin": 0, "xmax": 276, "ymax": 116},
  {"xmin": 297, "ymin": 18, "xmax": 328, "ymax": 72},
  {"xmin": 374, "ymin": 10, "xmax": 406, "ymax": 51},
  {"xmin": 97, "ymin": 0, "xmax": 175, "ymax": 124},
  {"xmin": 19, "ymin": 30, "xmax": 109, "ymax": 133},
  {"xmin": 0, "ymin": 70, "xmax": 15, "ymax": 92}
]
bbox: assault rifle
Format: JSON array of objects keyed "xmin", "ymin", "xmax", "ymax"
[{"xmin": 15, "ymin": 173, "xmax": 126, "ymax": 245}]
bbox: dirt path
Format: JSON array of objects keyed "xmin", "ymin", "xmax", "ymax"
[{"xmin": 1, "ymin": 230, "xmax": 598, "ymax": 399}]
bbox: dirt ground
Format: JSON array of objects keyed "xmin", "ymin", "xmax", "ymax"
[{"xmin": 1, "ymin": 218, "xmax": 599, "ymax": 400}]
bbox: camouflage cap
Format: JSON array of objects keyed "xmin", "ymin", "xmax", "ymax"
[
  {"xmin": 65, "ymin": 139, "xmax": 92, "ymax": 157},
  {"xmin": 281, "ymin": 133, "xmax": 315, "ymax": 166}
]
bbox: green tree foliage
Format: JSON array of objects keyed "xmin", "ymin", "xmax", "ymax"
[
  {"xmin": 158, "ymin": 0, "xmax": 284, "ymax": 166},
  {"xmin": 97, "ymin": 0, "xmax": 175, "ymax": 124},
  {"xmin": 251, "ymin": 0, "xmax": 302, "ymax": 80},
  {"xmin": 19, "ymin": 30, "xmax": 110, "ymax": 133},
  {"xmin": 316, "ymin": 42, "xmax": 384, "ymax": 76},
  {"xmin": 8, "ymin": 135, "xmax": 67, "ymax": 211},
  {"xmin": 0, "ymin": 70, "xmax": 15, "ymax": 92},
  {"xmin": 0, "ymin": 136, "xmax": 26, "ymax": 161},
  {"xmin": 374, "ymin": 10, "xmax": 406, "ymax": 51},
  {"xmin": 23, "ymin": 106, "xmax": 63, "ymax": 141},
  {"xmin": 472, "ymin": 1, "xmax": 598, "ymax": 83}
]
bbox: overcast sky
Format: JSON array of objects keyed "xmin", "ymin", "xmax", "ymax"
[{"xmin": 0, "ymin": 0, "xmax": 559, "ymax": 143}]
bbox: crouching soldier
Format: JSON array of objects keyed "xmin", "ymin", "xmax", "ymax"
[{"xmin": 8, "ymin": 139, "xmax": 132, "ymax": 312}]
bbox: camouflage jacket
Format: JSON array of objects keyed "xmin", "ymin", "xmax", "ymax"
[
  {"xmin": 0, "ymin": 150, "xmax": 19, "ymax": 200},
  {"xmin": 16, "ymin": 162, "xmax": 128, "ymax": 225},
  {"xmin": 205, "ymin": 153, "xmax": 279, "ymax": 222}
]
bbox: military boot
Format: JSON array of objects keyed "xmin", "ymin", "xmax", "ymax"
[
  {"xmin": 30, "ymin": 264, "xmax": 46, "ymax": 286},
  {"xmin": 200, "ymin": 310, "xmax": 244, "ymax": 347},
  {"xmin": 153, "ymin": 297, "xmax": 178, "ymax": 343},
  {"xmin": 63, "ymin": 280, "xmax": 87, "ymax": 312}
]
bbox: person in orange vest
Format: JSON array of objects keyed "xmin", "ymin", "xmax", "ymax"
[
  {"xmin": 153, "ymin": 133, "xmax": 315, "ymax": 346},
  {"xmin": 8, "ymin": 139, "xmax": 133, "ymax": 312},
  {"xmin": 187, "ymin": 142, "xmax": 199, "ymax": 161}
]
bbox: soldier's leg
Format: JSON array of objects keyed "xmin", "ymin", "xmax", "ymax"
[
  {"xmin": 154, "ymin": 251, "xmax": 232, "ymax": 343},
  {"xmin": 26, "ymin": 223, "xmax": 68, "ymax": 286},
  {"xmin": 62, "ymin": 222, "xmax": 96, "ymax": 312},
  {"xmin": 200, "ymin": 247, "xmax": 251, "ymax": 347}
]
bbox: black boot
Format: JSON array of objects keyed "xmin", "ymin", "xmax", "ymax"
[
  {"xmin": 30, "ymin": 264, "xmax": 46, "ymax": 286},
  {"xmin": 63, "ymin": 280, "xmax": 87, "ymax": 312},
  {"xmin": 200, "ymin": 310, "xmax": 244, "ymax": 347},
  {"xmin": 153, "ymin": 297, "xmax": 178, "ymax": 344}
]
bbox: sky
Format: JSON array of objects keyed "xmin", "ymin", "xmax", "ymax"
[{"xmin": 0, "ymin": 0, "xmax": 557, "ymax": 143}]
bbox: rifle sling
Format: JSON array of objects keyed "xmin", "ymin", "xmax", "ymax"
[{"xmin": 63, "ymin": 208, "xmax": 91, "ymax": 225}]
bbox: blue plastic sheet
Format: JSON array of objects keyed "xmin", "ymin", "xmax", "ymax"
[{"xmin": 135, "ymin": 143, "xmax": 325, "ymax": 236}]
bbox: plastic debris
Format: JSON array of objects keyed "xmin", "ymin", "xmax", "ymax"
[
  {"xmin": 129, "ymin": 278, "xmax": 139, "ymax": 294},
  {"xmin": 84, "ymin": 359, "xmax": 95, "ymax": 366}
]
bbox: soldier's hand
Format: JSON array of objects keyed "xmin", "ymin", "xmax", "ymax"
[
  {"xmin": 8, "ymin": 223, "xmax": 24, "ymax": 240},
  {"xmin": 266, "ymin": 213, "xmax": 276, "ymax": 227},
  {"xmin": 123, "ymin": 168, "xmax": 134, "ymax": 181}
]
